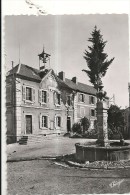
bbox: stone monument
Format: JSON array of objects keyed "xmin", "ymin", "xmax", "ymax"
[{"xmin": 96, "ymin": 101, "xmax": 110, "ymax": 147}]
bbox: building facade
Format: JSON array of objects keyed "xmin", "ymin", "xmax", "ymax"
[
  {"xmin": 123, "ymin": 83, "xmax": 130, "ymax": 139},
  {"xmin": 6, "ymin": 54, "xmax": 97, "ymax": 143}
]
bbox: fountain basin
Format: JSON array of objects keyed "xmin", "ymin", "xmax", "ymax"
[{"xmin": 75, "ymin": 142, "xmax": 130, "ymax": 162}]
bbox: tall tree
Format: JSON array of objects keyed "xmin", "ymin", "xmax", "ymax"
[{"xmin": 83, "ymin": 26, "xmax": 114, "ymax": 100}]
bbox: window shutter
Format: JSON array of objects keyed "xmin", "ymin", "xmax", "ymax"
[
  {"xmin": 94, "ymin": 109, "xmax": 96, "ymax": 117},
  {"xmin": 53, "ymin": 92, "xmax": 55, "ymax": 104},
  {"xmin": 39, "ymin": 114, "xmax": 42, "ymax": 129},
  {"xmin": 89, "ymin": 96, "xmax": 91, "ymax": 104},
  {"xmin": 48, "ymin": 116, "xmax": 50, "ymax": 129},
  {"xmin": 47, "ymin": 91, "xmax": 49, "ymax": 103},
  {"xmin": 39, "ymin": 89, "xmax": 42, "ymax": 103},
  {"xmin": 22, "ymin": 85, "xmax": 26, "ymax": 101},
  {"xmin": 59, "ymin": 94, "xmax": 61, "ymax": 105},
  {"xmin": 61, "ymin": 117, "xmax": 63, "ymax": 128},
  {"xmin": 32, "ymin": 88, "xmax": 35, "ymax": 102},
  {"xmin": 71, "ymin": 96, "xmax": 73, "ymax": 106},
  {"xmin": 78, "ymin": 94, "xmax": 80, "ymax": 102},
  {"xmin": 54, "ymin": 115, "xmax": 56, "ymax": 128},
  {"xmin": 83, "ymin": 94, "xmax": 85, "ymax": 102},
  {"xmin": 93, "ymin": 97, "xmax": 95, "ymax": 104}
]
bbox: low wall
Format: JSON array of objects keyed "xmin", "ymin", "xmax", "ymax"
[{"xmin": 75, "ymin": 143, "xmax": 130, "ymax": 162}]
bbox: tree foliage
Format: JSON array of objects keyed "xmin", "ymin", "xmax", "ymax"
[
  {"xmin": 72, "ymin": 123, "xmax": 82, "ymax": 134},
  {"xmin": 107, "ymin": 105, "xmax": 125, "ymax": 139},
  {"xmin": 80, "ymin": 117, "xmax": 90, "ymax": 133},
  {"xmin": 83, "ymin": 26, "xmax": 114, "ymax": 93}
]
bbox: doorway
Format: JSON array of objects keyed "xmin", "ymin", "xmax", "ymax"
[
  {"xmin": 26, "ymin": 115, "xmax": 32, "ymax": 134},
  {"xmin": 67, "ymin": 117, "xmax": 71, "ymax": 132}
]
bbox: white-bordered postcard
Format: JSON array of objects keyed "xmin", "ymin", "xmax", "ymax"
[{"xmin": 2, "ymin": 0, "xmax": 130, "ymax": 194}]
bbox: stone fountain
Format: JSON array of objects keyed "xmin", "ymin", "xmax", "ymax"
[{"xmin": 75, "ymin": 83, "xmax": 130, "ymax": 162}]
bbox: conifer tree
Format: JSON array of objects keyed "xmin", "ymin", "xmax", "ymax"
[{"xmin": 83, "ymin": 26, "xmax": 114, "ymax": 100}]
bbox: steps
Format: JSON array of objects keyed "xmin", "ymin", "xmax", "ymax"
[
  {"xmin": 19, "ymin": 136, "xmax": 28, "ymax": 145},
  {"xmin": 18, "ymin": 133, "xmax": 64, "ymax": 145}
]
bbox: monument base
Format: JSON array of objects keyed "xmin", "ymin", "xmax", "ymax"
[{"xmin": 96, "ymin": 139, "xmax": 110, "ymax": 147}]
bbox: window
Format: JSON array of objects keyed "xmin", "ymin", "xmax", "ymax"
[
  {"xmin": 40, "ymin": 114, "xmax": 49, "ymax": 129},
  {"xmin": 42, "ymin": 90, "xmax": 47, "ymax": 103},
  {"xmin": 91, "ymin": 96, "xmax": 95, "ymax": 104},
  {"xmin": 91, "ymin": 109, "xmax": 96, "ymax": 117},
  {"xmin": 89, "ymin": 96, "xmax": 95, "ymax": 104},
  {"xmin": 39, "ymin": 89, "xmax": 48, "ymax": 104},
  {"xmin": 67, "ymin": 96, "xmax": 71, "ymax": 106},
  {"xmin": 57, "ymin": 116, "xmax": 61, "ymax": 127},
  {"xmin": 22, "ymin": 85, "xmax": 35, "ymax": 103},
  {"xmin": 26, "ymin": 87, "xmax": 32, "ymax": 101},
  {"xmin": 55, "ymin": 92, "xmax": 61, "ymax": 105},
  {"xmin": 55, "ymin": 116, "xmax": 61, "ymax": 128},
  {"xmin": 79, "ymin": 93, "xmax": 85, "ymax": 102},
  {"xmin": 42, "ymin": 116, "xmax": 48, "ymax": 128}
]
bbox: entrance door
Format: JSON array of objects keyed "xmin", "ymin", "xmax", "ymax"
[
  {"xmin": 26, "ymin": 115, "xmax": 32, "ymax": 134},
  {"xmin": 67, "ymin": 117, "xmax": 71, "ymax": 132}
]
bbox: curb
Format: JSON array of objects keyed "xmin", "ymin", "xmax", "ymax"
[
  {"xmin": 65, "ymin": 160, "xmax": 130, "ymax": 170},
  {"xmin": 7, "ymin": 156, "xmax": 57, "ymax": 162},
  {"xmin": 7, "ymin": 153, "xmax": 72, "ymax": 163}
]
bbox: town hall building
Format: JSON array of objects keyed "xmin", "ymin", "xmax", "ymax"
[{"xmin": 6, "ymin": 48, "xmax": 97, "ymax": 143}]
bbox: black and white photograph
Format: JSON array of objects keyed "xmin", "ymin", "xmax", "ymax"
[{"xmin": 2, "ymin": 0, "xmax": 130, "ymax": 194}]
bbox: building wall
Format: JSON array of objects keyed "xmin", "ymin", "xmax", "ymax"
[
  {"xmin": 6, "ymin": 72, "xmax": 97, "ymax": 142},
  {"xmin": 76, "ymin": 92, "xmax": 97, "ymax": 129},
  {"xmin": 21, "ymin": 107, "xmax": 67, "ymax": 135},
  {"xmin": 128, "ymin": 83, "xmax": 130, "ymax": 139},
  {"xmin": 6, "ymin": 73, "xmax": 75, "ymax": 141},
  {"xmin": 6, "ymin": 76, "xmax": 17, "ymax": 143}
]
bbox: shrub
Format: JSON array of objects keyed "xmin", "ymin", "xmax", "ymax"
[
  {"xmin": 72, "ymin": 123, "xmax": 82, "ymax": 134},
  {"xmin": 80, "ymin": 117, "xmax": 90, "ymax": 134}
]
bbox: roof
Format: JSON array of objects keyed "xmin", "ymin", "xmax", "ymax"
[
  {"xmin": 7, "ymin": 64, "xmax": 96, "ymax": 95},
  {"xmin": 7, "ymin": 64, "xmax": 42, "ymax": 82},
  {"xmin": 65, "ymin": 78, "xmax": 96, "ymax": 95}
]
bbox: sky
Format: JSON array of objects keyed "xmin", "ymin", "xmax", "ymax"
[{"xmin": 5, "ymin": 14, "xmax": 129, "ymax": 108}]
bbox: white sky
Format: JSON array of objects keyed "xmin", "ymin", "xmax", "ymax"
[{"xmin": 5, "ymin": 14, "xmax": 129, "ymax": 108}]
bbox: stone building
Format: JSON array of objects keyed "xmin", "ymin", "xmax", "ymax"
[
  {"xmin": 123, "ymin": 83, "xmax": 130, "ymax": 139},
  {"xmin": 6, "ymin": 50, "xmax": 97, "ymax": 143}
]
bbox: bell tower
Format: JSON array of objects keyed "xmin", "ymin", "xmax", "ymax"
[{"xmin": 38, "ymin": 46, "xmax": 51, "ymax": 71}]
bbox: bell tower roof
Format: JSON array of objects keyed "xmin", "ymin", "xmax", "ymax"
[{"xmin": 38, "ymin": 46, "xmax": 51, "ymax": 71}]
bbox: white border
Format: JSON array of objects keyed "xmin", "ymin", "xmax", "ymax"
[{"xmin": 2, "ymin": 1, "xmax": 130, "ymax": 195}]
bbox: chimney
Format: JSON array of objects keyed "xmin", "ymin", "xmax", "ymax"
[
  {"xmin": 72, "ymin": 76, "xmax": 78, "ymax": 84},
  {"xmin": 58, "ymin": 71, "xmax": 65, "ymax": 81}
]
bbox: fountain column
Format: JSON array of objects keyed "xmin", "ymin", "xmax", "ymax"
[{"xmin": 96, "ymin": 101, "xmax": 110, "ymax": 147}]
